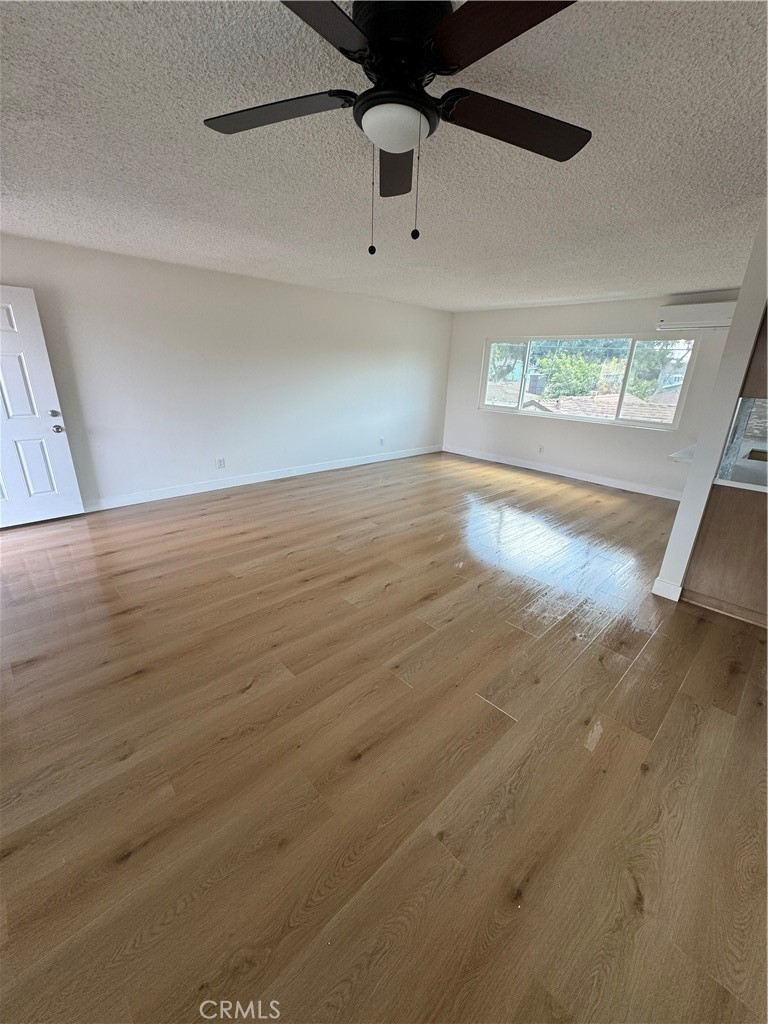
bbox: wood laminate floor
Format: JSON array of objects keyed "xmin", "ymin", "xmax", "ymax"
[{"xmin": 0, "ymin": 454, "xmax": 765, "ymax": 1024}]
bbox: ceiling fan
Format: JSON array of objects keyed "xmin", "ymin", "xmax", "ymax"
[{"xmin": 204, "ymin": 1, "xmax": 591, "ymax": 199}]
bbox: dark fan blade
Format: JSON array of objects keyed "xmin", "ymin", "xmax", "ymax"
[
  {"xmin": 430, "ymin": 1, "xmax": 575, "ymax": 74},
  {"xmin": 204, "ymin": 90, "xmax": 356, "ymax": 135},
  {"xmin": 379, "ymin": 150, "xmax": 414, "ymax": 197},
  {"xmin": 281, "ymin": 1, "xmax": 369, "ymax": 62},
  {"xmin": 439, "ymin": 88, "xmax": 591, "ymax": 161}
]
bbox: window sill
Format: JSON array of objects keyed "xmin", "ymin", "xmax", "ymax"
[{"xmin": 478, "ymin": 403, "xmax": 680, "ymax": 432}]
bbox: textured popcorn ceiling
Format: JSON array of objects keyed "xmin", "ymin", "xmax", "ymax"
[{"xmin": 1, "ymin": 1, "xmax": 765, "ymax": 311}]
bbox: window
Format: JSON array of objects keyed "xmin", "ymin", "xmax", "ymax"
[
  {"xmin": 481, "ymin": 336, "xmax": 695, "ymax": 428},
  {"xmin": 484, "ymin": 342, "xmax": 527, "ymax": 409}
]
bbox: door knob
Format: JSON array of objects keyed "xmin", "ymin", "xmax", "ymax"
[
  {"xmin": 52, "ymin": 425, "xmax": 64, "ymax": 433},
  {"xmin": 49, "ymin": 409, "xmax": 61, "ymax": 417}
]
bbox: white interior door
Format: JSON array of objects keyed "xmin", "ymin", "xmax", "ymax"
[{"xmin": 0, "ymin": 285, "xmax": 84, "ymax": 528}]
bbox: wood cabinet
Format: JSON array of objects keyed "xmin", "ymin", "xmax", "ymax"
[
  {"xmin": 741, "ymin": 310, "xmax": 766, "ymax": 398},
  {"xmin": 683, "ymin": 485, "xmax": 766, "ymax": 626}
]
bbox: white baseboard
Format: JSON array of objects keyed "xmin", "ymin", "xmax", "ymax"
[
  {"xmin": 84, "ymin": 443, "xmax": 681, "ymax": 514},
  {"xmin": 442, "ymin": 445, "xmax": 682, "ymax": 501},
  {"xmin": 84, "ymin": 445, "xmax": 442, "ymax": 513},
  {"xmin": 651, "ymin": 578, "xmax": 683, "ymax": 601}
]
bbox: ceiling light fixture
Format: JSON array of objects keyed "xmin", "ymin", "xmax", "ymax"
[{"xmin": 360, "ymin": 103, "xmax": 430, "ymax": 154}]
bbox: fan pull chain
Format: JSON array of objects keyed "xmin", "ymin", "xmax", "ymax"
[
  {"xmin": 368, "ymin": 144, "xmax": 377, "ymax": 255},
  {"xmin": 411, "ymin": 117, "xmax": 422, "ymax": 240}
]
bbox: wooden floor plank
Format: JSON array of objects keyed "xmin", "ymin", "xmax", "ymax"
[
  {"xmin": 673, "ymin": 662, "xmax": 767, "ymax": 1016},
  {"xmin": 601, "ymin": 609, "xmax": 712, "ymax": 739},
  {"xmin": 680, "ymin": 616, "xmax": 760, "ymax": 714},
  {"xmin": 528, "ymin": 691, "xmax": 738, "ymax": 1021},
  {"xmin": 479, "ymin": 598, "xmax": 619, "ymax": 720},
  {"xmin": 2, "ymin": 772, "xmax": 331, "ymax": 1024},
  {"xmin": 0, "ymin": 453, "xmax": 763, "ymax": 1024}
]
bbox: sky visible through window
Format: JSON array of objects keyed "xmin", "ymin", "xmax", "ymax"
[{"xmin": 483, "ymin": 337, "xmax": 695, "ymax": 426}]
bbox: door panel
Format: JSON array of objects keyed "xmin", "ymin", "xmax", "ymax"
[
  {"xmin": 0, "ymin": 286, "xmax": 83, "ymax": 527},
  {"xmin": 1, "ymin": 352, "xmax": 38, "ymax": 417},
  {"xmin": 15, "ymin": 438, "xmax": 58, "ymax": 496}
]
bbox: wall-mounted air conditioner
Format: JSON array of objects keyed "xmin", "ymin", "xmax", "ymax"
[{"xmin": 656, "ymin": 301, "xmax": 736, "ymax": 331}]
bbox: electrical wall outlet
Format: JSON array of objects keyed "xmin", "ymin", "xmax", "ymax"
[
  {"xmin": 378, "ymin": 438, "xmax": 385, "ymax": 447},
  {"xmin": 216, "ymin": 457, "xmax": 226, "ymax": 470},
  {"xmin": 538, "ymin": 445, "xmax": 544, "ymax": 455}
]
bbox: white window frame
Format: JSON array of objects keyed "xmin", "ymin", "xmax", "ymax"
[{"xmin": 478, "ymin": 334, "xmax": 700, "ymax": 432}]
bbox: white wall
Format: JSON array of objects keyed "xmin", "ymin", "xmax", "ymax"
[
  {"xmin": 443, "ymin": 294, "xmax": 738, "ymax": 499},
  {"xmin": 0, "ymin": 233, "xmax": 741, "ymax": 511},
  {"xmin": 0, "ymin": 235, "xmax": 452, "ymax": 510}
]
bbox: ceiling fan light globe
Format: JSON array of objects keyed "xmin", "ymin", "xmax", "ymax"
[{"xmin": 361, "ymin": 103, "xmax": 429, "ymax": 154}]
